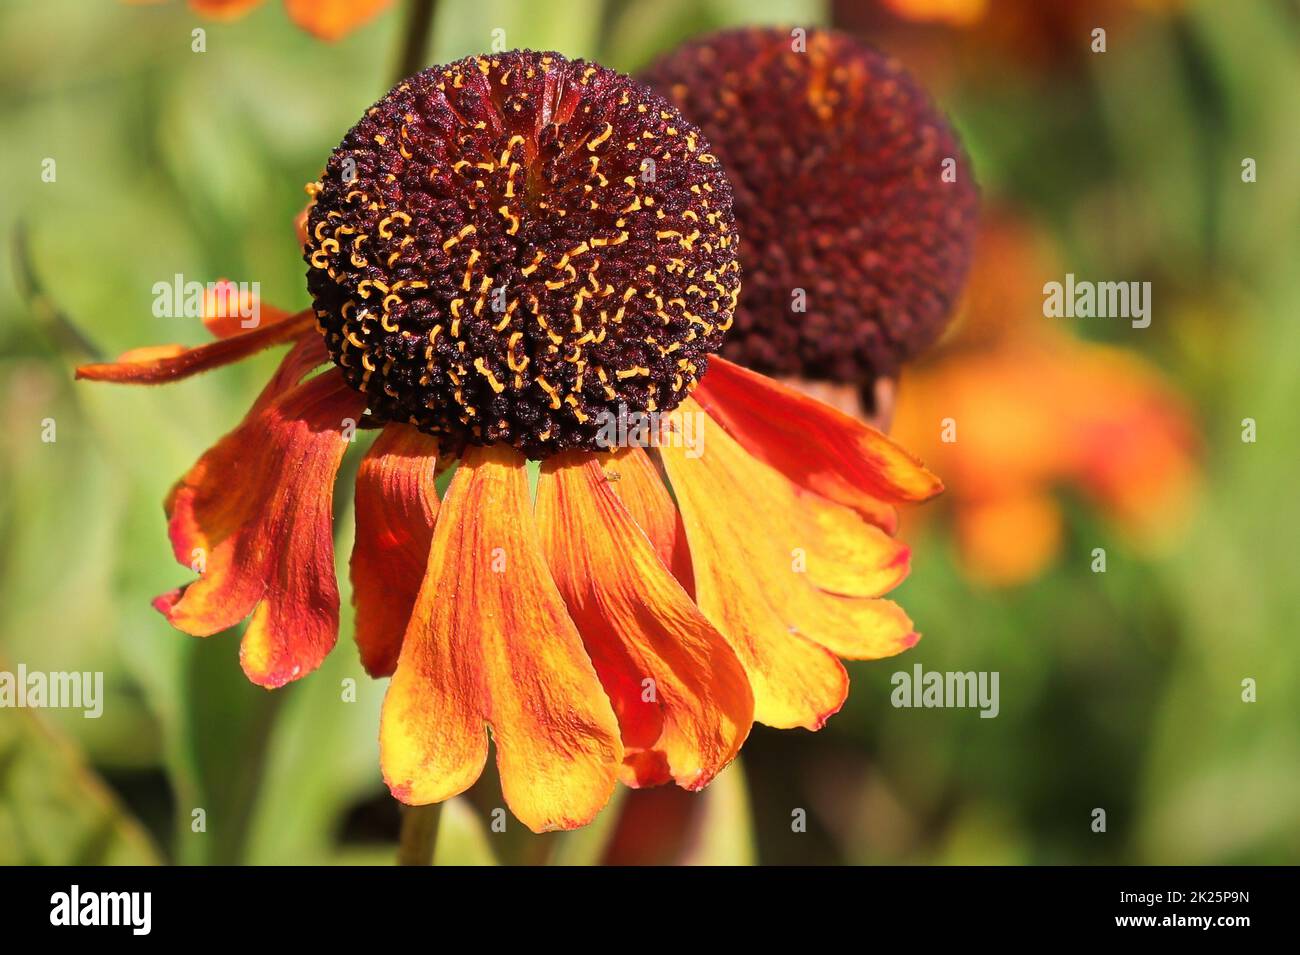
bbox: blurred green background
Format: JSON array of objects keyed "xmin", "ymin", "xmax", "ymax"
[{"xmin": 1, "ymin": 0, "xmax": 1297, "ymax": 865}]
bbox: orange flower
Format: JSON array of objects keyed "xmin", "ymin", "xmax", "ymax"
[
  {"xmin": 891, "ymin": 214, "xmax": 1200, "ymax": 586},
  {"xmin": 129, "ymin": 0, "xmax": 394, "ymax": 41},
  {"xmin": 77, "ymin": 52, "xmax": 941, "ymax": 831},
  {"xmin": 831, "ymin": 0, "xmax": 1184, "ymax": 84}
]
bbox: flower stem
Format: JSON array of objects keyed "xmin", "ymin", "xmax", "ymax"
[
  {"xmin": 397, "ymin": 801, "xmax": 443, "ymax": 865},
  {"xmin": 392, "ymin": 0, "xmax": 437, "ymax": 86},
  {"xmin": 866, "ymin": 376, "xmax": 897, "ymax": 433}
]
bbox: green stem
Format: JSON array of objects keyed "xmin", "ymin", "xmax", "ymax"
[
  {"xmin": 12, "ymin": 220, "xmax": 103, "ymax": 361},
  {"xmin": 396, "ymin": 801, "xmax": 443, "ymax": 865},
  {"xmin": 392, "ymin": 0, "xmax": 438, "ymax": 85}
]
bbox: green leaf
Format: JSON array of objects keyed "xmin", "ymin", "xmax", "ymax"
[
  {"xmin": 0, "ymin": 701, "xmax": 162, "ymax": 865},
  {"xmin": 241, "ymin": 494, "xmax": 396, "ymax": 865}
]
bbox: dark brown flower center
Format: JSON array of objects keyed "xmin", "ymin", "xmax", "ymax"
[
  {"xmin": 643, "ymin": 27, "xmax": 978, "ymax": 386},
  {"xmin": 304, "ymin": 51, "xmax": 741, "ymax": 458}
]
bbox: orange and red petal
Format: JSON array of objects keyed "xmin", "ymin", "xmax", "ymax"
[
  {"xmin": 789, "ymin": 483, "xmax": 913, "ymax": 598},
  {"xmin": 695, "ymin": 357, "xmax": 943, "ymax": 530},
  {"xmin": 283, "ymin": 0, "xmax": 393, "ymax": 40},
  {"xmin": 381, "ymin": 445, "xmax": 622, "ymax": 831},
  {"xmin": 158, "ymin": 365, "xmax": 364, "ymax": 688},
  {"xmin": 351, "ymin": 423, "xmax": 440, "ymax": 677},
  {"xmin": 201, "ymin": 280, "xmax": 293, "ymax": 340},
  {"xmin": 659, "ymin": 399, "xmax": 921, "ymax": 730},
  {"xmin": 75, "ymin": 310, "xmax": 314, "ymax": 385},
  {"xmin": 536, "ymin": 452, "xmax": 752, "ymax": 790},
  {"xmin": 598, "ymin": 446, "xmax": 694, "ymax": 594},
  {"xmin": 247, "ymin": 333, "xmax": 329, "ymax": 412}
]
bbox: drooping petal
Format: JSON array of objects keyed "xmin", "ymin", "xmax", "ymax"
[
  {"xmin": 201, "ymin": 280, "xmax": 293, "ymax": 340},
  {"xmin": 536, "ymin": 452, "xmax": 752, "ymax": 790},
  {"xmin": 790, "ymin": 484, "xmax": 913, "ymax": 598},
  {"xmin": 156, "ymin": 366, "xmax": 365, "ymax": 688},
  {"xmin": 598, "ymin": 446, "xmax": 694, "ymax": 593},
  {"xmin": 680, "ymin": 395, "xmax": 912, "ymax": 598},
  {"xmin": 380, "ymin": 445, "xmax": 621, "ymax": 831},
  {"xmin": 659, "ymin": 399, "xmax": 921, "ymax": 730},
  {"xmin": 283, "ymin": 0, "xmax": 393, "ymax": 41},
  {"xmin": 351, "ymin": 423, "xmax": 440, "ymax": 677},
  {"xmin": 694, "ymin": 357, "xmax": 943, "ymax": 530},
  {"xmin": 248, "ymin": 334, "xmax": 329, "ymax": 412},
  {"xmin": 75, "ymin": 310, "xmax": 315, "ymax": 385},
  {"xmin": 377, "ymin": 477, "xmax": 488, "ymax": 813}
]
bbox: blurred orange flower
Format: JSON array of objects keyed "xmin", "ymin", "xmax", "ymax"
[
  {"xmin": 891, "ymin": 213, "xmax": 1200, "ymax": 585},
  {"xmin": 833, "ymin": 0, "xmax": 1184, "ymax": 82},
  {"xmin": 129, "ymin": 0, "xmax": 394, "ymax": 41}
]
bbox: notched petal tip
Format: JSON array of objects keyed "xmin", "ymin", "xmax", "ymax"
[
  {"xmin": 380, "ymin": 445, "xmax": 623, "ymax": 832},
  {"xmin": 537, "ymin": 452, "xmax": 754, "ymax": 793},
  {"xmin": 150, "ymin": 588, "xmax": 183, "ymax": 618},
  {"xmin": 660, "ymin": 397, "xmax": 929, "ymax": 730},
  {"xmin": 154, "ymin": 366, "xmax": 363, "ymax": 687}
]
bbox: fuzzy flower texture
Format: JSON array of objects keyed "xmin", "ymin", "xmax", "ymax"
[{"xmin": 78, "ymin": 45, "xmax": 947, "ymax": 832}]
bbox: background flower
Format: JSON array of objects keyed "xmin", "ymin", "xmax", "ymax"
[
  {"xmin": 890, "ymin": 212, "xmax": 1201, "ymax": 586},
  {"xmin": 128, "ymin": 0, "xmax": 395, "ymax": 41},
  {"xmin": 642, "ymin": 27, "xmax": 979, "ymax": 387}
]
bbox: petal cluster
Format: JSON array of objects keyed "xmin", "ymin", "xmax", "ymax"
[{"xmin": 78, "ymin": 297, "xmax": 939, "ymax": 829}]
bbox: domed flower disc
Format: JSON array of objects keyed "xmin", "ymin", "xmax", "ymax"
[
  {"xmin": 644, "ymin": 27, "xmax": 978, "ymax": 385},
  {"xmin": 304, "ymin": 51, "xmax": 741, "ymax": 458}
]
